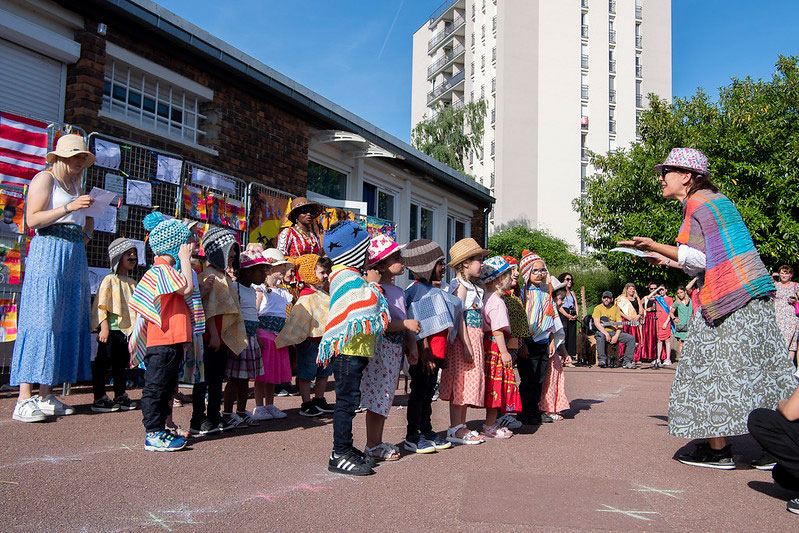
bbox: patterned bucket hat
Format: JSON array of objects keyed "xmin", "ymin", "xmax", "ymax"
[
  {"xmin": 653, "ymin": 148, "xmax": 711, "ymax": 177},
  {"xmin": 365, "ymin": 234, "xmax": 405, "ymax": 268},
  {"xmin": 240, "ymin": 248, "xmax": 268, "ymax": 269},
  {"xmin": 480, "ymin": 256, "xmax": 512, "ymax": 284},
  {"xmin": 402, "ymin": 239, "xmax": 444, "ymax": 282}
]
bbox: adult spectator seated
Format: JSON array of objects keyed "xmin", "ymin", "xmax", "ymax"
[{"xmin": 592, "ymin": 291, "xmax": 636, "ymax": 369}]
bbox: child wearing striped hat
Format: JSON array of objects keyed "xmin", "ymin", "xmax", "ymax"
[
  {"xmin": 90, "ymin": 238, "xmax": 139, "ymax": 413},
  {"xmin": 319, "ymin": 221, "xmax": 390, "ymax": 476}
]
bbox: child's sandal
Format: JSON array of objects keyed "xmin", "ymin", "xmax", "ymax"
[
  {"xmin": 364, "ymin": 442, "xmax": 401, "ymax": 461},
  {"xmin": 482, "ymin": 423, "xmax": 513, "ymax": 439},
  {"xmin": 445, "ymin": 424, "xmax": 484, "ymax": 445}
]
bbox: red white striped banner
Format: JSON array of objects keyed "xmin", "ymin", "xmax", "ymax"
[{"xmin": 0, "ymin": 111, "xmax": 48, "ymax": 187}]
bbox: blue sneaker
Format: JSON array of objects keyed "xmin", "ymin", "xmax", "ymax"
[
  {"xmin": 404, "ymin": 432, "xmax": 437, "ymax": 454},
  {"xmin": 423, "ymin": 431, "xmax": 453, "ymax": 450},
  {"xmin": 144, "ymin": 430, "xmax": 187, "ymax": 452}
]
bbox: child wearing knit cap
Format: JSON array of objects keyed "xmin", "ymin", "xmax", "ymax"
[
  {"xmin": 318, "ymin": 221, "xmax": 389, "ymax": 476},
  {"xmin": 402, "ymin": 239, "xmax": 461, "ymax": 453},
  {"xmin": 274, "ymin": 253, "xmax": 334, "ymax": 417},
  {"xmin": 190, "ymin": 226, "xmax": 246, "ymax": 435},
  {"xmin": 128, "ymin": 212, "xmax": 205, "ymax": 451},
  {"xmin": 90, "ymin": 238, "xmax": 139, "ymax": 413}
]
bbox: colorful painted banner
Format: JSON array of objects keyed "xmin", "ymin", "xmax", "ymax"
[
  {"xmin": 226, "ymin": 198, "xmax": 246, "ymax": 232},
  {"xmin": 0, "ymin": 298, "xmax": 18, "ymax": 342},
  {"xmin": 0, "ymin": 186, "xmax": 24, "ymax": 234},
  {"xmin": 248, "ymin": 192, "xmax": 292, "ymax": 248},
  {"xmin": 183, "ymin": 185, "xmax": 206, "ymax": 221},
  {"xmin": 206, "ymin": 192, "xmax": 227, "ymax": 226},
  {"xmin": 0, "ymin": 236, "xmax": 21, "ymax": 285},
  {"xmin": 365, "ymin": 216, "xmax": 397, "ymax": 240}
]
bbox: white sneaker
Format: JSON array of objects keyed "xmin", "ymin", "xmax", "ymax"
[
  {"xmin": 662, "ymin": 360, "xmax": 672, "ymax": 366},
  {"xmin": 12, "ymin": 397, "xmax": 47, "ymax": 422},
  {"xmin": 37, "ymin": 394, "xmax": 75, "ymax": 416},
  {"xmin": 497, "ymin": 413, "xmax": 523, "ymax": 430},
  {"xmin": 251, "ymin": 405, "xmax": 274, "ymax": 420},
  {"xmin": 265, "ymin": 404, "xmax": 287, "ymax": 419}
]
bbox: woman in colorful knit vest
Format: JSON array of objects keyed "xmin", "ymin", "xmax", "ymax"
[{"xmin": 619, "ymin": 147, "xmax": 795, "ymax": 469}]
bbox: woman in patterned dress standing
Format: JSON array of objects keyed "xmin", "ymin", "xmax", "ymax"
[
  {"xmin": 276, "ymin": 197, "xmax": 324, "ymax": 257},
  {"xmin": 621, "ymin": 147, "xmax": 795, "ymax": 469},
  {"xmin": 773, "ymin": 265, "xmax": 799, "ymax": 365}
]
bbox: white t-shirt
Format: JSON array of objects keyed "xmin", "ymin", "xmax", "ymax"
[
  {"xmin": 236, "ymin": 282, "xmax": 259, "ymax": 322},
  {"xmin": 256, "ymin": 285, "xmax": 293, "ymax": 318}
]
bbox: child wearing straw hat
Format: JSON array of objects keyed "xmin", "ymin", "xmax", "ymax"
[{"xmin": 440, "ymin": 238, "xmax": 489, "ymax": 445}]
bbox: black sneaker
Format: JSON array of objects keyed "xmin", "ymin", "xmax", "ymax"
[
  {"xmin": 299, "ymin": 401, "xmax": 323, "ymax": 417},
  {"xmin": 598, "ymin": 362, "xmax": 607, "ymax": 368},
  {"xmin": 540, "ymin": 413, "xmax": 555, "ymax": 423},
  {"xmin": 275, "ymin": 387, "xmax": 290, "ymax": 397},
  {"xmin": 328, "ymin": 451, "xmax": 375, "ymax": 476},
  {"xmin": 787, "ymin": 498, "xmax": 799, "ymax": 515},
  {"xmin": 350, "ymin": 446, "xmax": 377, "ymax": 467},
  {"xmin": 677, "ymin": 442, "xmax": 735, "ymax": 470},
  {"xmin": 287, "ymin": 385, "xmax": 300, "ymax": 396},
  {"xmin": 189, "ymin": 418, "xmax": 220, "ymax": 436},
  {"xmin": 91, "ymin": 395, "xmax": 120, "ymax": 413},
  {"xmin": 423, "ymin": 431, "xmax": 452, "ymax": 450},
  {"xmin": 312, "ymin": 397, "xmax": 334, "ymax": 414},
  {"xmin": 113, "ymin": 393, "xmax": 138, "ymax": 411},
  {"xmin": 751, "ymin": 452, "xmax": 778, "ymax": 471}
]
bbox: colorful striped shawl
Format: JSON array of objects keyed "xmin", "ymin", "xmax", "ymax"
[
  {"xmin": 523, "ymin": 283, "xmax": 557, "ymax": 340},
  {"xmin": 128, "ymin": 264, "xmax": 205, "ymax": 366},
  {"xmin": 676, "ymin": 190, "xmax": 774, "ymax": 324},
  {"xmin": 317, "ymin": 265, "xmax": 389, "ymax": 367}
]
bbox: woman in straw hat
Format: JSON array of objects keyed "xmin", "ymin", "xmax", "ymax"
[
  {"xmin": 440, "ymin": 237, "xmax": 490, "ymax": 445},
  {"xmin": 276, "ymin": 196, "xmax": 324, "ymax": 258},
  {"xmin": 10, "ymin": 134, "xmax": 96, "ymax": 422},
  {"xmin": 620, "ymin": 147, "xmax": 795, "ymax": 469}
]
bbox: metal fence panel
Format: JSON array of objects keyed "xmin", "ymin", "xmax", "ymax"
[
  {"xmin": 246, "ymin": 181, "xmax": 295, "ymax": 248},
  {"xmin": 181, "ymin": 161, "xmax": 249, "ymax": 247}
]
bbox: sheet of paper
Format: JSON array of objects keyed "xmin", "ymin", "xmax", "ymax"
[
  {"xmin": 126, "ymin": 180, "xmax": 152, "ymax": 207},
  {"xmin": 609, "ymin": 246, "xmax": 653, "ymax": 258},
  {"xmin": 82, "ymin": 188, "xmax": 118, "ymax": 218},
  {"xmin": 87, "ymin": 267, "xmax": 109, "ymax": 295},
  {"xmin": 94, "ymin": 206, "xmax": 117, "ymax": 233},
  {"xmin": 156, "ymin": 155, "xmax": 182, "ymax": 185},
  {"xmin": 191, "ymin": 167, "xmax": 236, "ymax": 194},
  {"xmin": 117, "ymin": 205, "xmax": 129, "ymax": 222},
  {"xmin": 104, "ymin": 173, "xmax": 125, "ymax": 202},
  {"xmin": 129, "ymin": 239, "xmax": 146, "ymax": 266},
  {"xmin": 93, "ymin": 139, "xmax": 121, "ymax": 170}
]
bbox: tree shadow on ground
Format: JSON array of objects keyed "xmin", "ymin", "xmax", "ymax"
[{"xmin": 563, "ymin": 398, "xmax": 602, "ymax": 419}]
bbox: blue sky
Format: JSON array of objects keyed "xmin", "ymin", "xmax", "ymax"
[{"xmin": 158, "ymin": 0, "xmax": 799, "ymax": 144}]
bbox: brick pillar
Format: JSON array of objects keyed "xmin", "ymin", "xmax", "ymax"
[{"xmin": 64, "ymin": 20, "xmax": 106, "ymax": 133}]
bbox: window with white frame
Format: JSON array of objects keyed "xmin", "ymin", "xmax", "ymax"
[
  {"xmin": 102, "ymin": 59, "xmax": 208, "ymax": 145},
  {"xmin": 362, "ymin": 182, "xmax": 395, "ymax": 221},
  {"xmin": 409, "ymin": 203, "xmax": 434, "ymax": 240}
]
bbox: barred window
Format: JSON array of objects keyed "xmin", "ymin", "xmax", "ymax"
[{"xmin": 102, "ymin": 59, "xmax": 207, "ymax": 144}]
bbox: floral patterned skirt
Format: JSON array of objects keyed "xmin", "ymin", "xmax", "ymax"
[
  {"xmin": 440, "ymin": 326, "xmax": 485, "ymax": 407},
  {"xmin": 539, "ymin": 354, "xmax": 570, "ymax": 414},
  {"xmin": 483, "ymin": 335, "xmax": 521, "ymax": 413},
  {"xmin": 360, "ymin": 337, "xmax": 404, "ymax": 417},
  {"xmin": 668, "ymin": 297, "xmax": 796, "ymax": 439}
]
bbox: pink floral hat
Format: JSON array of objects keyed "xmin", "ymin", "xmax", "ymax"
[
  {"xmin": 365, "ymin": 234, "xmax": 405, "ymax": 268},
  {"xmin": 240, "ymin": 248, "xmax": 268, "ymax": 269},
  {"xmin": 654, "ymin": 148, "xmax": 711, "ymax": 177}
]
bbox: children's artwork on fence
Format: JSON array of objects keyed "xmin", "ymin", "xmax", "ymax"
[
  {"xmin": 365, "ymin": 216, "xmax": 396, "ymax": 240},
  {"xmin": 206, "ymin": 193, "xmax": 226, "ymax": 226},
  {"xmin": 0, "ymin": 187, "xmax": 24, "ymax": 234},
  {"xmin": 126, "ymin": 179, "xmax": 152, "ymax": 206},
  {"xmin": 155, "ymin": 155, "xmax": 182, "ymax": 185},
  {"xmin": 183, "ymin": 185, "xmax": 206, "ymax": 221},
  {"xmin": 248, "ymin": 192, "xmax": 292, "ymax": 247},
  {"xmin": 191, "ymin": 167, "xmax": 236, "ymax": 194},
  {"xmin": 0, "ymin": 237, "xmax": 22, "ymax": 285},
  {"xmin": 93, "ymin": 139, "xmax": 121, "ymax": 170},
  {"xmin": 0, "ymin": 299, "xmax": 18, "ymax": 342},
  {"xmin": 226, "ymin": 199, "xmax": 246, "ymax": 232},
  {"xmin": 94, "ymin": 206, "xmax": 118, "ymax": 233}
]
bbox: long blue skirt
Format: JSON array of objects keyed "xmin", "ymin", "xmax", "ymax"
[{"xmin": 10, "ymin": 233, "xmax": 91, "ymax": 386}]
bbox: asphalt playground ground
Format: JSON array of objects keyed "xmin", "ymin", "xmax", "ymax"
[{"xmin": 1, "ymin": 366, "xmax": 797, "ymax": 532}]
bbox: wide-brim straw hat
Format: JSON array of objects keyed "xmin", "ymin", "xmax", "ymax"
[
  {"xmin": 448, "ymin": 237, "xmax": 489, "ymax": 267},
  {"xmin": 262, "ymin": 247, "xmax": 294, "ymax": 267},
  {"xmin": 46, "ymin": 134, "xmax": 95, "ymax": 167},
  {"xmin": 287, "ymin": 197, "xmax": 325, "ymax": 223}
]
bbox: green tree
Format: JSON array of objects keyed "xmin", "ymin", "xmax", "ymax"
[
  {"xmin": 411, "ymin": 99, "xmax": 488, "ymax": 174},
  {"xmin": 574, "ymin": 55, "xmax": 799, "ymax": 287}
]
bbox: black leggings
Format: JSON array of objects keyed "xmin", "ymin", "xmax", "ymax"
[
  {"xmin": 406, "ymin": 359, "xmax": 442, "ymax": 439},
  {"xmin": 92, "ymin": 330, "xmax": 128, "ymax": 400},
  {"xmin": 191, "ymin": 344, "xmax": 228, "ymax": 426}
]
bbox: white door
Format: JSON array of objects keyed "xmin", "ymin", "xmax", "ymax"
[{"xmin": 0, "ymin": 38, "xmax": 65, "ymax": 121}]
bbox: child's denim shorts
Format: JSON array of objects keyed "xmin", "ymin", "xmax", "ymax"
[{"xmin": 296, "ymin": 338, "xmax": 333, "ymax": 382}]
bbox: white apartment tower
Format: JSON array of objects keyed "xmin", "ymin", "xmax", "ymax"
[{"xmin": 411, "ymin": 0, "xmax": 671, "ymax": 248}]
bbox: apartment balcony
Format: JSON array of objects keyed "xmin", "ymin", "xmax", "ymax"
[
  {"xmin": 491, "ymin": 108, "xmax": 495, "ymax": 124},
  {"xmin": 491, "ymin": 77, "xmax": 496, "ymax": 93},
  {"xmin": 581, "ymin": 24, "xmax": 589, "ymax": 38},
  {"xmin": 581, "ymin": 147, "xmax": 589, "ymax": 161},
  {"xmin": 636, "ymin": 94, "xmax": 643, "ymax": 108},
  {"xmin": 490, "ymin": 172, "xmax": 495, "ymax": 188},
  {"xmin": 427, "ymin": 70, "xmax": 466, "ymax": 105},
  {"xmin": 609, "ymin": 59, "xmax": 616, "ymax": 73},
  {"xmin": 581, "ymin": 116, "xmax": 589, "ymax": 130},
  {"xmin": 609, "ymin": 119, "xmax": 616, "ymax": 134},
  {"xmin": 582, "ymin": 0, "xmax": 588, "ymax": 8},
  {"xmin": 427, "ymin": 45, "xmax": 466, "ymax": 79},
  {"xmin": 609, "ymin": 89, "xmax": 616, "ymax": 104},
  {"xmin": 429, "ymin": 0, "xmax": 463, "ymax": 26},
  {"xmin": 635, "ymin": 64, "xmax": 642, "ymax": 78},
  {"xmin": 492, "ymin": 47, "xmax": 496, "ymax": 63},
  {"xmin": 635, "ymin": 5, "xmax": 642, "ymax": 19},
  {"xmin": 635, "ymin": 35, "xmax": 642, "ymax": 48},
  {"xmin": 490, "ymin": 140, "xmax": 495, "ymax": 157},
  {"xmin": 428, "ymin": 13, "xmax": 466, "ymax": 53},
  {"xmin": 609, "ymin": 0, "xmax": 616, "ymax": 14},
  {"xmin": 581, "ymin": 84, "xmax": 589, "ymax": 99},
  {"xmin": 492, "ymin": 15, "xmax": 497, "ymax": 34},
  {"xmin": 581, "ymin": 54, "xmax": 589, "ymax": 69},
  {"xmin": 609, "ymin": 30, "xmax": 616, "ymax": 44}
]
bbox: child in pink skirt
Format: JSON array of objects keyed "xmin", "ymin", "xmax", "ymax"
[
  {"xmin": 538, "ymin": 282, "xmax": 571, "ymax": 421},
  {"xmin": 253, "ymin": 248, "xmax": 294, "ymax": 420},
  {"xmin": 480, "ymin": 256, "xmax": 522, "ymax": 438}
]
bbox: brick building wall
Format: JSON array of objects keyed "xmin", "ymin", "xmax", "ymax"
[{"xmin": 64, "ymin": 19, "xmax": 309, "ymax": 197}]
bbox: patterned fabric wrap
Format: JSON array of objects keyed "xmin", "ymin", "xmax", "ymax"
[
  {"xmin": 524, "ymin": 284, "xmax": 557, "ymax": 339},
  {"xmin": 90, "ymin": 273, "xmax": 137, "ymax": 336},
  {"xmin": 464, "ymin": 308, "xmax": 482, "ymax": 329},
  {"xmin": 199, "ymin": 266, "xmax": 247, "ymax": 355},
  {"xmin": 277, "ymin": 226, "xmax": 322, "ymax": 258},
  {"xmin": 503, "ymin": 293, "xmax": 530, "ymax": 339},
  {"xmin": 483, "ymin": 333, "xmax": 521, "ymax": 413},
  {"xmin": 676, "ymin": 190, "xmax": 775, "ymax": 324},
  {"xmin": 294, "ymin": 253, "xmax": 321, "ymax": 287},
  {"xmin": 668, "ymin": 297, "xmax": 795, "ymax": 438},
  {"xmin": 244, "ymin": 319, "xmax": 260, "ymax": 337},
  {"xmin": 259, "ymin": 315, "xmax": 286, "ymax": 333},
  {"xmin": 274, "ymin": 290, "xmax": 330, "ymax": 348},
  {"xmin": 317, "ymin": 265, "xmax": 390, "ymax": 367},
  {"xmin": 405, "ymin": 281, "xmax": 463, "ymax": 344},
  {"xmin": 143, "ymin": 212, "xmax": 191, "ymax": 270},
  {"xmin": 128, "ymin": 263, "xmax": 205, "ymax": 366},
  {"xmin": 38, "ymin": 223, "xmax": 83, "ymax": 242}
]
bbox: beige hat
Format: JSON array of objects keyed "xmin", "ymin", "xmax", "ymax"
[
  {"xmin": 287, "ymin": 197, "xmax": 324, "ymax": 223},
  {"xmin": 46, "ymin": 134, "xmax": 95, "ymax": 167},
  {"xmin": 448, "ymin": 237, "xmax": 489, "ymax": 267},
  {"xmin": 262, "ymin": 247, "xmax": 293, "ymax": 267}
]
